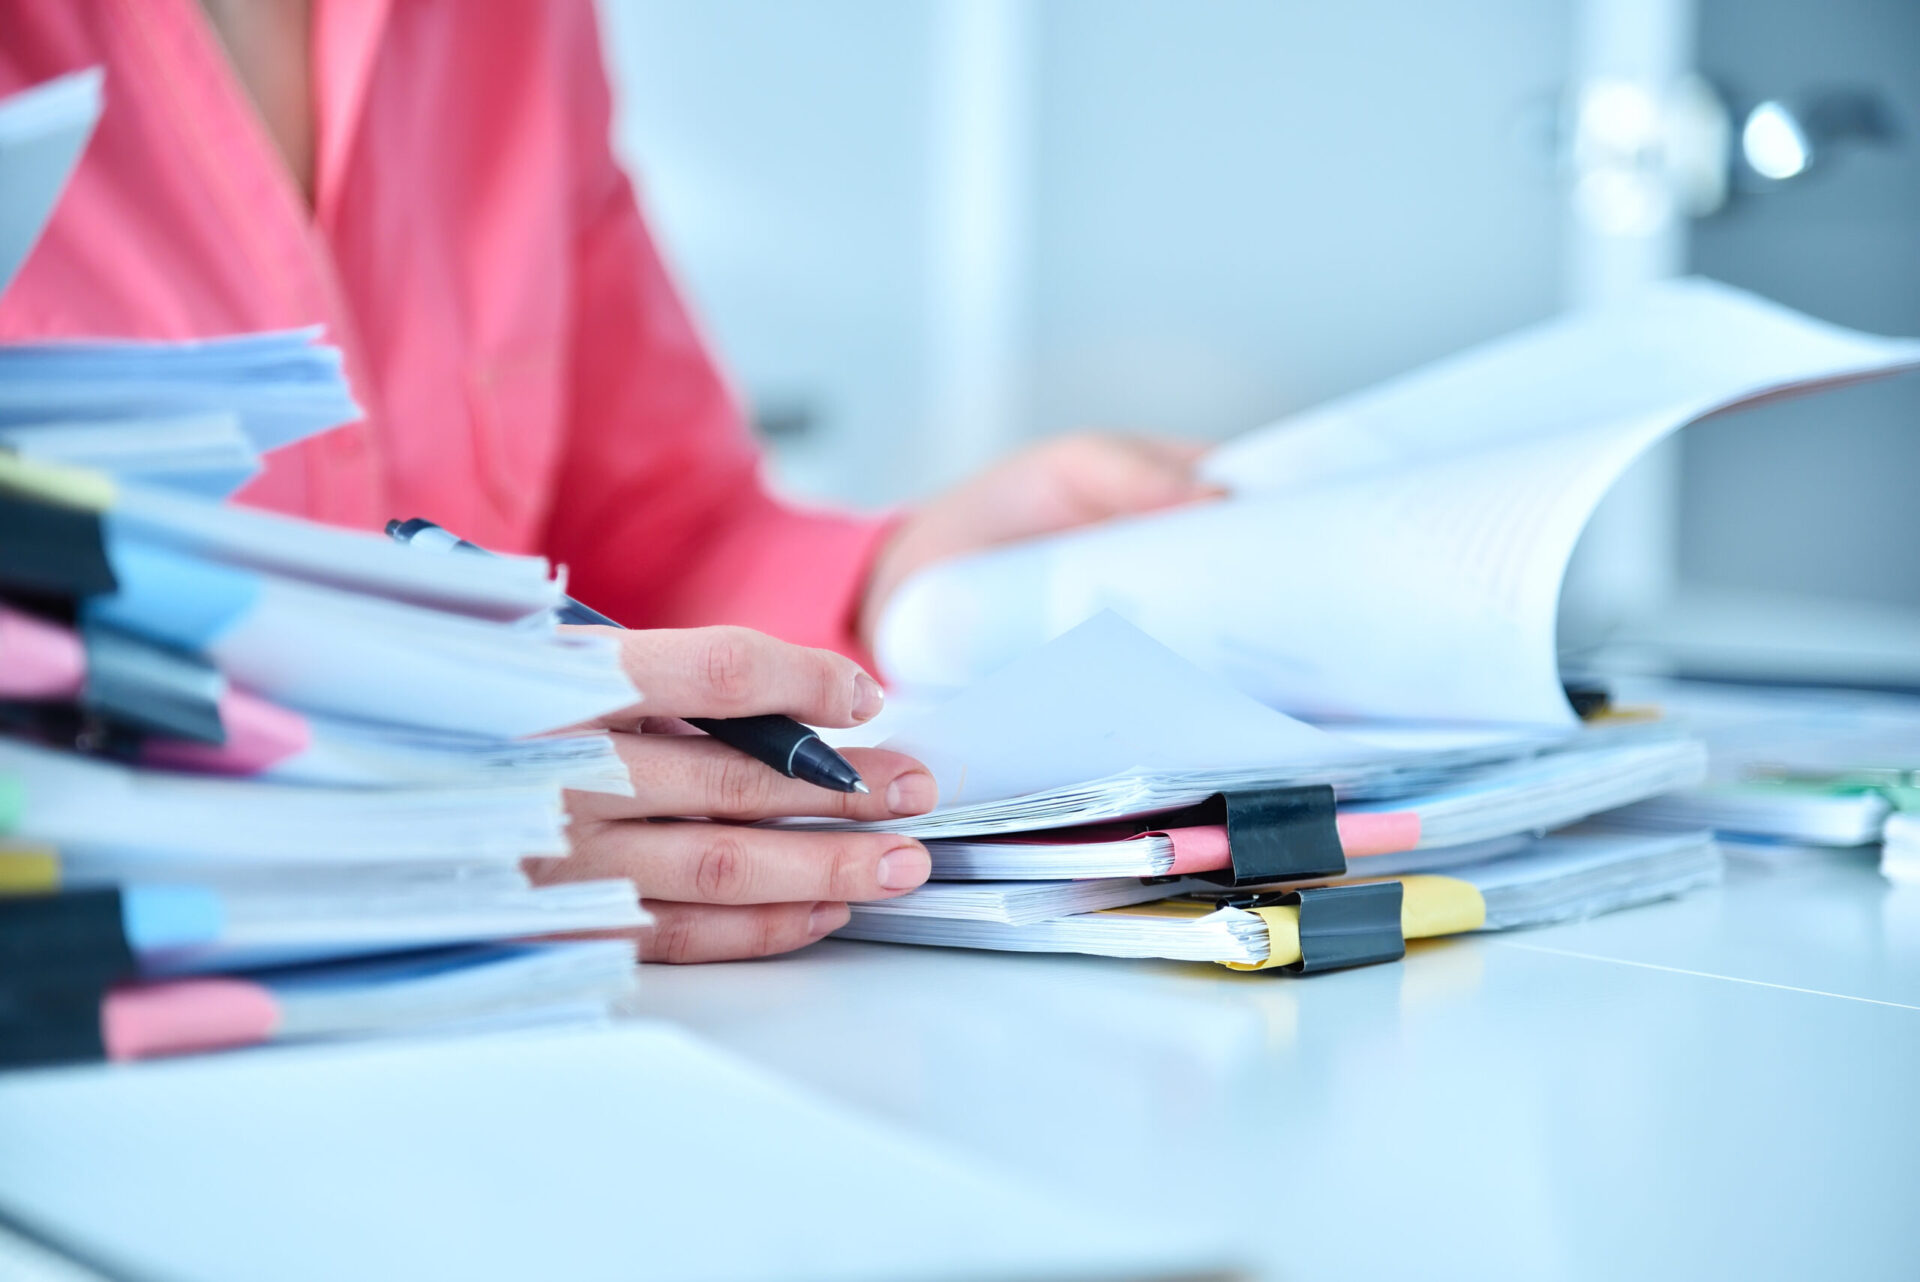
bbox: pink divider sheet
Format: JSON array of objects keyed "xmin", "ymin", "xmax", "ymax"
[
  {"xmin": 142, "ymin": 689, "xmax": 312, "ymax": 774},
  {"xmin": 1159, "ymin": 811, "xmax": 1420, "ymax": 875},
  {"xmin": 0, "ymin": 606, "xmax": 86, "ymax": 698},
  {"xmin": 102, "ymin": 979, "xmax": 281, "ymax": 1061}
]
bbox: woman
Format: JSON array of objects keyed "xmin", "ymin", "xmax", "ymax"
[{"xmin": 0, "ymin": 0, "xmax": 1216, "ymax": 960}]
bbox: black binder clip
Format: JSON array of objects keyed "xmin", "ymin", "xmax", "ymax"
[
  {"xmin": 0, "ymin": 882, "xmax": 133, "ymax": 1069},
  {"xmin": 1211, "ymin": 880, "xmax": 1406, "ymax": 974},
  {"xmin": 0, "ymin": 488, "xmax": 119, "ymax": 600},
  {"xmin": 0, "ymin": 886, "xmax": 138, "ymax": 979},
  {"xmin": 1194, "ymin": 783, "xmax": 1348, "ymax": 886},
  {"xmin": 1562, "ymin": 680, "xmax": 1611, "ymax": 721},
  {"xmin": 1281, "ymin": 881, "xmax": 1406, "ymax": 973},
  {"xmin": 0, "ymin": 975, "xmax": 119, "ymax": 1070},
  {"xmin": 81, "ymin": 624, "xmax": 228, "ymax": 746},
  {"xmin": 0, "ymin": 701, "xmax": 143, "ymax": 761}
]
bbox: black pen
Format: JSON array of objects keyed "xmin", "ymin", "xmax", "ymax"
[{"xmin": 385, "ymin": 517, "xmax": 869, "ymax": 795}]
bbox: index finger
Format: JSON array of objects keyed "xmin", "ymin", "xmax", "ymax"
[
  {"xmin": 567, "ymin": 740, "xmax": 937, "ymax": 824},
  {"xmin": 1123, "ymin": 433, "xmax": 1212, "ymax": 467},
  {"xmin": 585, "ymin": 625, "xmax": 886, "ymax": 728}
]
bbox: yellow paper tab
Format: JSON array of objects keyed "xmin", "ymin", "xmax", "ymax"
[
  {"xmin": 1398, "ymin": 874, "xmax": 1486, "ymax": 938},
  {"xmin": 1230, "ymin": 904, "xmax": 1302, "ymax": 971},
  {"xmin": 0, "ymin": 451, "xmax": 116, "ymax": 512},
  {"xmin": 1220, "ymin": 876, "xmax": 1485, "ymax": 972},
  {"xmin": 0, "ymin": 846, "xmax": 61, "ymax": 894}
]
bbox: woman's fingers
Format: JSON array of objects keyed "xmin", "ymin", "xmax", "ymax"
[
  {"xmin": 1050, "ymin": 433, "xmax": 1223, "ymax": 517},
  {"xmin": 1124, "ymin": 433, "xmax": 1212, "ymax": 467},
  {"xmin": 541, "ymin": 820, "xmax": 930, "ymax": 905},
  {"xmin": 634, "ymin": 900, "xmax": 850, "ymax": 963},
  {"xmin": 532, "ymin": 620, "xmax": 923, "ymax": 965},
  {"xmin": 569, "ymin": 739, "xmax": 937, "ymax": 823},
  {"xmin": 587, "ymin": 625, "xmax": 887, "ymax": 728}
]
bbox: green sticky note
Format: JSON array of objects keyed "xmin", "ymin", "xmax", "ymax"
[
  {"xmin": 0, "ymin": 775, "xmax": 22, "ymax": 833},
  {"xmin": 1878, "ymin": 785, "xmax": 1920, "ymax": 813},
  {"xmin": 1744, "ymin": 776, "xmax": 1905, "ymax": 799}
]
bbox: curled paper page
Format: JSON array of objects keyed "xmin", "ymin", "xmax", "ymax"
[{"xmin": 879, "ymin": 279, "xmax": 1920, "ymax": 726}]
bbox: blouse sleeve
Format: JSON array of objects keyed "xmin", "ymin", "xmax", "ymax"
[{"xmin": 539, "ymin": 4, "xmax": 893, "ymax": 663}]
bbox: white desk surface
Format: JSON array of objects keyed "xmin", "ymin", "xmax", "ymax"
[
  {"xmin": 1, "ymin": 856, "xmax": 1912, "ymax": 1282},
  {"xmin": 631, "ymin": 854, "xmax": 1920, "ymax": 1282},
  {"xmin": 0, "ymin": 1021, "xmax": 1225, "ymax": 1282}
]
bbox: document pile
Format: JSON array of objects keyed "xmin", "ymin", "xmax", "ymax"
[
  {"xmin": 1880, "ymin": 815, "xmax": 1920, "ymax": 886},
  {"xmin": 825, "ymin": 615, "xmax": 1716, "ymax": 970},
  {"xmin": 836, "ymin": 283, "xmax": 1920, "ymax": 973},
  {"xmin": 0, "ymin": 71, "xmax": 644, "ymax": 1068},
  {"xmin": 1597, "ymin": 678, "xmax": 1920, "ymax": 880}
]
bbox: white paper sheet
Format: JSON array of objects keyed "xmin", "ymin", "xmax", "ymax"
[
  {"xmin": 877, "ymin": 280, "xmax": 1920, "ymax": 726},
  {"xmin": 1203, "ymin": 277, "xmax": 1920, "ymax": 493},
  {"xmin": 874, "ymin": 612, "xmax": 1376, "ymax": 808},
  {"xmin": 855, "ymin": 876, "xmax": 1185, "ymax": 926},
  {"xmin": 0, "ymin": 739, "xmax": 571, "ymax": 866},
  {"xmin": 0, "ymin": 412, "xmax": 262, "ymax": 496},
  {"xmin": 0, "ymin": 68, "xmax": 100, "ymax": 293}
]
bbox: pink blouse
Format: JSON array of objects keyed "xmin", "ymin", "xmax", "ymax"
[{"xmin": 0, "ymin": 0, "xmax": 891, "ymax": 659}]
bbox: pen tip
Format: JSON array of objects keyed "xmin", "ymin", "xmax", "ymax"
[{"xmin": 852, "ymin": 780, "xmax": 871, "ymax": 794}]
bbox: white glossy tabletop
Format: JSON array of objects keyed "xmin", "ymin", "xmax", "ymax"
[
  {"xmin": 0, "ymin": 1022, "xmax": 1226, "ymax": 1282},
  {"xmin": 631, "ymin": 855, "xmax": 1920, "ymax": 1282}
]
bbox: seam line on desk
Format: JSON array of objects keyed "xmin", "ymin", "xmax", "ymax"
[{"xmin": 1487, "ymin": 941, "xmax": 1920, "ymax": 1011}]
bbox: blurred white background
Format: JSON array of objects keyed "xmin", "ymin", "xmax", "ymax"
[
  {"xmin": 597, "ymin": 0, "xmax": 1569, "ymax": 506},
  {"xmin": 597, "ymin": 0, "xmax": 1920, "ymax": 662}
]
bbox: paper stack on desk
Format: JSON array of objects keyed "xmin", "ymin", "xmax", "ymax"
[
  {"xmin": 0, "ymin": 458, "xmax": 646, "ymax": 1067},
  {"xmin": 1878, "ymin": 814, "xmax": 1920, "ymax": 885},
  {"xmin": 836, "ymin": 278, "xmax": 1920, "ymax": 973},
  {"xmin": 0, "ymin": 71, "xmax": 644, "ymax": 1069},
  {"xmin": 844, "ymin": 831, "xmax": 1723, "ymax": 964},
  {"xmin": 0, "ymin": 330, "xmax": 363, "ymax": 497},
  {"xmin": 817, "ymin": 614, "xmax": 1719, "ymax": 970},
  {"xmin": 1592, "ymin": 678, "xmax": 1920, "ymax": 877},
  {"xmin": 0, "ymin": 457, "xmax": 646, "ymax": 1068}
]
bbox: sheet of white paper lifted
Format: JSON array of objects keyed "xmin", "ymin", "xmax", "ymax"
[
  {"xmin": 877, "ymin": 279, "xmax": 1920, "ymax": 726},
  {"xmin": 803, "ymin": 612, "xmax": 1566, "ymax": 837},
  {"xmin": 0, "ymin": 67, "xmax": 101, "ymax": 293}
]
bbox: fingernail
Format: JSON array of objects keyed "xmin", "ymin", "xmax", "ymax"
[
  {"xmin": 852, "ymin": 672, "xmax": 886, "ymax": 722},
  {"xmin": 876, "ymin": 845, "xmax": 930, "ymax": 891},
  {"xmin": 808, "ymin": 901, "xmax": 847, "ymax": 936},
  {"xmin": 885, "ymin": 770, "xmax": 938, "ymax": 816}
]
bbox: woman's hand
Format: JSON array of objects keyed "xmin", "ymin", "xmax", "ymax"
[
  {"xmin": 859, "ymin": 433, "xmax": 1223, "ymax": 650},
  {"xmin": 530, "ymin": 626, "xmax": 937, "ymax": 963}
]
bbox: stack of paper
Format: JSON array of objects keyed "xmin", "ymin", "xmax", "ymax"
[
  {"xmin": 812, "ymin": 614, "xmax": 1714, "ymax": 969},
  {"xmin": 916, "ymin": 734, "xmax": 1708, "ymax": 879},
  {"xmin": 839, "ymin": 282, "xmax": 1920, "ymax": 972},
  {"xmin": 1335, "ymin": 825, "xmax": 1724, "ymax": 929},
  {"xmin": 0, "ymin": 447, "xmax": 646, "ymax": 1066},
  {"xmin": 1, "ymin": 71, "xmax": 357, "ymax": 499},
  {"xmin": 842, "ymin": 828, "xmax": 1723, "ymax": 962},
  {"xmin": 0, "ymin": 412, "xmax": 261, "ymax": 497},
  {"xmin": 0, "ymin": 72, "xmax": 644, "ymax": 1068},
  {"xmin": 0, "ymin": 331, "xmax": 364, "ymax": 496},
  {"xmin": 1878, "ymin": 814, "xmax": 1920, "ymax": 885},
  {"xmin": 1598, "ymin": 678, "xmax": 1920, "ymax": 870}
]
